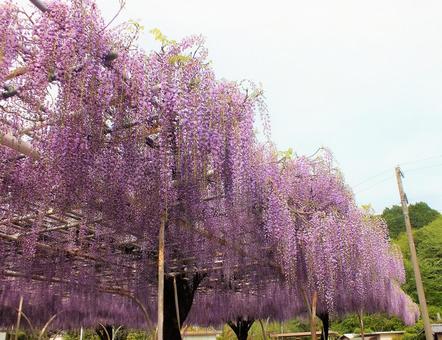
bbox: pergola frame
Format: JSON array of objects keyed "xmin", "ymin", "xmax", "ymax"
[
  {"xmin": 0, "ymin": 1, "xmax": 294, "ymax": 338},
  {"xmin": 0, "ymin": 195, "xmax": 284, "ymax": 332}
]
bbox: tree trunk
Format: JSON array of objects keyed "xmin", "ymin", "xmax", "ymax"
[
  {"xmin": 163, "ymin": 273, "xmax": 206, "ymax": 340},
  {"xmin": 358, "ymin": 311, "xmax": 365, "ymax": 340},
  {"xmin": 227, "ymin": 318, "xmax": 254, "ymax": 340},
  {"xmin": 318, "ymin": 313, "xmax": 329, "ymax": 340}
]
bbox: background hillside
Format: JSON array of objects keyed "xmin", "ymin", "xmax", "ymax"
[
  {"xmin": 381, "ymin": 202, "xmax": 440, "ymax": 239},
  {"xmin": 395, "ymin": 215, "xmax": 442, "ymax": 313}
]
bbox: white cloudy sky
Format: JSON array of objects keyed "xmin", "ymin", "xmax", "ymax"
[{"xmin": 17, "ymin": 0, "xmax": 442, "ymax": 212}]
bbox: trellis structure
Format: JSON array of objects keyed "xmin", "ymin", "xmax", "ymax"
[
  {"xmin": 0, "ymin": 197, "xmax": 283, "ymax": 331},
  {"xmin": 0, "ymin": 1, "xmax": 420, "ymax": 340},
  {"xmin": 0, "ymin": 0, "xmax": 282, "ymax": 335}
]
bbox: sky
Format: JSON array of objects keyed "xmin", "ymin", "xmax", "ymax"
[{"xmin": 17, "ymin": 0, "xmax": 442, "ymax": 213}]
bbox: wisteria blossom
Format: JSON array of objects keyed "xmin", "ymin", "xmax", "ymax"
[{"xmin": 0, "ymin": 1, "xmax": 417, "ymax": 338}]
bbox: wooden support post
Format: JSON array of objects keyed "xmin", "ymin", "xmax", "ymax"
[
  {"xmin": 395, "ymin": 167, "xmax": 432, "ymax": 340},
  {"xmin": 310, "ymin": 291, "xmax": 318, "ymax": 340},
  {"xmin": 157, "ymin": 216, "xmax": 165, "ymax": 340},
  {"xmin": 358, "ymin": 310, "xmax": 364, "ymax": 340},
  {"xmin": 80, "ymin": 327, "xmax": 84, "ymax": 340},
  {"xmin": 15, "ymin": 296, "xmax": 23, "ymax": 340},
  {"xmin": 173, "ymin": 275, "xmax": 181, "ymax": 331}
]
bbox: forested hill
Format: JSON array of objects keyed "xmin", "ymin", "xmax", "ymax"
[
  {"xmin": 381, "ymin": 202, "xmax": 440, "ymax": 239},
  {"xmin": 395, "ymin": 215, "xmax": 442, "ymax": 309}
]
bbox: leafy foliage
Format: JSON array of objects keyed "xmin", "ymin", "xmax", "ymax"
[
  {"xmin": 150, "ymin": 28, "xmax": 176, "ymax": 46},
  {"xmin": 64, "ymin": 329, "xmax": 153, "ymax": 340},
  {"xmin": 63, "ymin": 329, "xmax": 100, "ymax": 340},
  {"xmin": 331, "ymin": 313, "xmax": 404, "ymax": 334},
  {"xmin": 217, "ymin": 319, "xmax": 309, "ymax": 339},
  {"xmin": 395, "ymin": 216, "xmax": 442, "ymax": 307},
  {"xmin": 382, "ymin": 202, "xmax": 440, "ymax": 239}
]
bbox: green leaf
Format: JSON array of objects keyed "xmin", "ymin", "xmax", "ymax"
[{"xmin": 149, "ymin": 28, "xmax": 175, "ymax": 46}]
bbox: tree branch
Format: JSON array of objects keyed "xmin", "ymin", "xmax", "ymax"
[
  {"xmin": 29, "ymin": 0, "xmax": 48, "ymax": 12},
  {"xmin": 0, "ymin": 131, "xmax": 40, "ymax": 160},
  {"xmin": 28, "ymin": 0, "xmax": 48, "ymax": 12}
]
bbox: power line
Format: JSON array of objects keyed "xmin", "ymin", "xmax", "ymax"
[
  {"xmin": 404, "ymin": 162, "xmax": 442, "ymax": 173},
  {"xmin": 354, "ymin": 162, "xmax": 442, "ymax": 194},
  {"xmin": 399, "ymin": 154, "xmax": 442, "ymax": 167},
  {"xmin": 353, "ymin": 169, "xmax": 391, "ymax": 188},
  {"xmin": 354, "ymin": 176, "xmax": 395, "ymax": 194},
  {"xmin": 353, "ymin": 154, "xmax": 442, "ymax": 189}
]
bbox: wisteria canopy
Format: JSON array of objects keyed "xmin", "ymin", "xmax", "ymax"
[{"xmin": 0, "ymin": 0, "xmax": 418, "ymax": 338}]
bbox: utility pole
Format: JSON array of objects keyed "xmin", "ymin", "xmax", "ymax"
[{"xmin": 395, "ymin": 166, "xmax": 432, "ymax": 340}]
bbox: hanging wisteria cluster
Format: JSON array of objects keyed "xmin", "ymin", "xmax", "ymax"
[
  {"xmin": 257, "ymin": 149, "xmax": 419, "ymax": 323},
  {"xmin": 0, "ymin": 0, "xmax": 418, "ymax": 337}
]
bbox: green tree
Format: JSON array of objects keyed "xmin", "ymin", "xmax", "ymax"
[
  {"xmin": 382, "ymin": 202, "xmax": 440, "ymax": 239},
  {"xmin": 396, "ymin": 216, "xmax": 442, "ymax": 307},
  {"xmin": 331, "ymin": 313, "xmax": 404, "ymax": 335}
]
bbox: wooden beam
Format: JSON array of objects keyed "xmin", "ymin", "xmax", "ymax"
[{"xmin": 0, "ymin": 231, "xmax": 136, "ymax": 270}]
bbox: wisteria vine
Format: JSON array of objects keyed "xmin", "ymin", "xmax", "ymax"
[{"xmin": 0, "ymin": 0, "xmax": 418, "ymax": 336}]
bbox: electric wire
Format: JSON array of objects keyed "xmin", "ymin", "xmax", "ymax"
[
  {"xmin": 354, "ymin": 176, "xmax": 395, "ymax": 194},
  {"xmin": 353, "ymin": 155, "xmax": 442, "ymax": 194},
  {"xmin": 353, "ymin": 154, "xmax": 442, "ymax": 190}
]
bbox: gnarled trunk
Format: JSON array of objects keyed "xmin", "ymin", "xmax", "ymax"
[
  {"xmin": 318, "ymin": 312, "xmax": 329, "ymax": 340},
  {"xmin": 163, "ymin": 273, "xmax": 206, "ymax": 340},
  {"xmin": 227, "ymin": 318, "xmax": 254, "ymax": 340}
]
